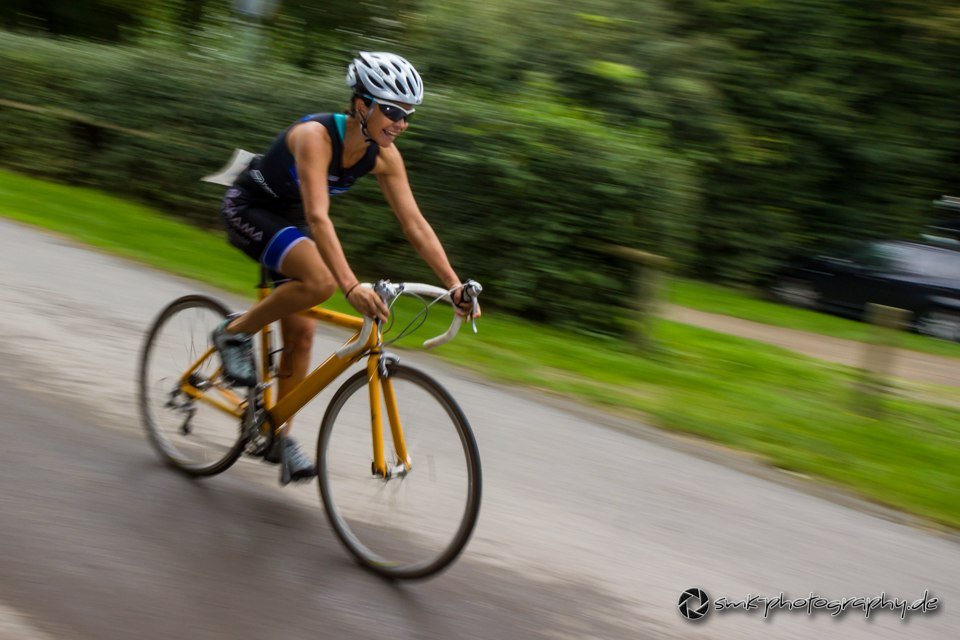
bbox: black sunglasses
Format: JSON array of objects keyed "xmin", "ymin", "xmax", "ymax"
[{"xmin": 365, "ymin": 95, "xmax": 415, "ymax": 123}]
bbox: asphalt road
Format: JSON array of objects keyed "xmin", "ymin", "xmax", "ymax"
[{"xmin": 0, "ymin": 217, "xmax": 957, "ymax": 640}]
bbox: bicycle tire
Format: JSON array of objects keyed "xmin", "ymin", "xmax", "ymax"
[
  {"xmin": 317, "ymin": 363, "xmax": 482, "ymax": 580},
  {"xmin": 139, "ymin": 294, "xmax": 246, "ymax": 476}
]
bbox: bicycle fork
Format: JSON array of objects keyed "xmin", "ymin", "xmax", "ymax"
[{"xmin": 367, "ymin": 351, "xmax": 411, "ymax": 479}]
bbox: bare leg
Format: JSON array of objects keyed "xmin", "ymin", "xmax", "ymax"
[
  {"xmin": 227, "ymin": 239, "xmax": 337, "ymax": 335},
  {"xmin": 276, "ymin": 313, "xmax": 317, "ymax": 435},
  {"xmin": 231, "ymin": 240, "xmax": 331, "ymax": 478}
]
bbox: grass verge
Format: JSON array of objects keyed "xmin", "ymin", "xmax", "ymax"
[{"xmin": 1, "ymin": 169, "xmax": 958, "ymax": 529}]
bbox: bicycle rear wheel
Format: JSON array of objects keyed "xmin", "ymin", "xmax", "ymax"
[
  {"xmin": 139, "ymin": 295, "xmax": 246, "ymax": 476},
  {"xmin": 317, "ymin": 363, "xmax": 482, "ymax": 580}
]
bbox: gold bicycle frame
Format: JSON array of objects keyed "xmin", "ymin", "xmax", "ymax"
[{"xmin": 178, "ymin": 284, "xmax": 409, "ymax": 476}]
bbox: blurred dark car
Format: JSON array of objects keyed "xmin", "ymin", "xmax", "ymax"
[
  {"xmin": 923, "ymin": 218, "xmax": 960, "ymax": 247},
  {"xmin": 928, "ymin": 196, "xmax": 960, "ymax": 245},
  {"xmin": 771, "ymin": 240, "xmax": 960, "ymax": 341}
]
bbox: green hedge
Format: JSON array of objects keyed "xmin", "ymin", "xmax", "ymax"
[{"xmin": 0, "ymin": 32, "xmax": 697, "ymax": 335}]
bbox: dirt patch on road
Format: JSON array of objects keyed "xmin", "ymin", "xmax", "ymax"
[{"xmin": 662, "ymin": 305, "xmax": 959, "ymax": 389}]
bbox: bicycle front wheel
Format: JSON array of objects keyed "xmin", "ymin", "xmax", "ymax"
[
  {"xmin": 139, "ymin": 295, "xmax": 246, "ymax": 476},
  {"xmin": 317, "ymin": 363, "xmax": 482, "ymax": 580}
]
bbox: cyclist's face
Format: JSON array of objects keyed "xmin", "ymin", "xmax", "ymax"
[{"xmin": 361, "ymin": 99, "xmax": 411, "ymax": 147}]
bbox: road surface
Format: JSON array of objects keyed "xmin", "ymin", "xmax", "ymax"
[{"xmin": 0, "ymin": 218, "xmax": 956, "ymax": 640}]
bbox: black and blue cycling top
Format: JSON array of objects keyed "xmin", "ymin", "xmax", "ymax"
[{"xmin": 243, "ymin": 113, "xmax": 379, "ymax": 203}]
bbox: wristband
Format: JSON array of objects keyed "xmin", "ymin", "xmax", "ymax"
[{"xmin": 344, "ymin": 282, "xmax": 361, "ymax": 299}]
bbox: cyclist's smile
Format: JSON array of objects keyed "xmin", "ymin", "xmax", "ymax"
[{"xmin": 376, "ymin": 118, "xmax": 407, "ymax": 146}]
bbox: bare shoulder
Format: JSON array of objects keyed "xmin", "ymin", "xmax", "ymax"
[
  {"xmin": 286, "ymin": 120, "xmax": 332, "ymax": 155},
  {"xmin": 373, "ymin": 143, "xmax": 405, "ymax": 175}
]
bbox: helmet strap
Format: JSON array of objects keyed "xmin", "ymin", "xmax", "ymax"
[{"xmin": 353, "ymin": 94, "xmax": 376, "ymax": 144}]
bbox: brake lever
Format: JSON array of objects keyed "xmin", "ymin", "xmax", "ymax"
[
  {"xmin": 458, "ymin": 280, "xmax": 482, "ymax": 334},
  {"xmin": 374, "ymin": 279, "xmax": 403, "ymax": 305}
]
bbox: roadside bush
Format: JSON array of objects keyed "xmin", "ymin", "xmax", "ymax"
[{"xmin": 0, "ymin": 32, "xmax": 695, "ymax": 335}]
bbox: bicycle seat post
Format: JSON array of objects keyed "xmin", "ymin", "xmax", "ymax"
[{"xmin": 258, "ymin": 265, "xmax": 271, "ymax": 290}]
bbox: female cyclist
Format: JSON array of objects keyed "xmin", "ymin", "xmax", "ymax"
[{"xmin": 214, "ymin": 52, "xmax": 474, "ymax": 481}]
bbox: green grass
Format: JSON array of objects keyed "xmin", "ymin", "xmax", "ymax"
[
  {"xmin": 2, "ymin": 169, "xmax": 959, "ymax": 529},
  {"xmin": 668, "ymin": 278, "xmax": 960, "ymax": 359}
]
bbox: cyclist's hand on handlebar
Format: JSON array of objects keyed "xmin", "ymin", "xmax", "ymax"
[
  {"xmin": 451, "ymin": 284, "xmax": 481, "ymax": 318},
  {"xmin": 347, "ymin": 286, "xmax": 389, "ymax": 323}
]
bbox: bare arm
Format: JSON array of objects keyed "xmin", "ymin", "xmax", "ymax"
[
  {"xmin": 376, "ymin": 146, "xmax": 461, "ymax": 289},
  {"xmin": 375, "ymin": 145, "xmax": 478, "ymax": 316},
  {"xmin": 287, "ymin": 122, "xmax": 388, "ymax": 319},
  {"xmin": 287, "ymin": 122, "xmax": 356, "ymax": 289}
]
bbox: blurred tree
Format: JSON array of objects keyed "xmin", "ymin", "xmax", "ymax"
[
  {"xmin": 173, "ymin": 0, "xmax": 232, "ymax": 38},
  {"xmin": 404, "ymin": 0, "xmax": 959, "ymax": 281},
  {"xmin": 1, "ymin": 0, "xmax": 958, "ymax": 294},
  {"xmin": 268, "ymin": 0, "xmax": 415, "ymax": 70},
  {"xmin": 657, "ymin": 0, "xmax": 960, "ymax": 280},
  {"xmin": 0, "ymin": 0, "xmax": 151, "ymax": 42}
]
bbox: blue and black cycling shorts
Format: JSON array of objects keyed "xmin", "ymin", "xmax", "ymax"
[{"xmin": 220, "ymin": 186, "xmax": 310, "ymax": 285}]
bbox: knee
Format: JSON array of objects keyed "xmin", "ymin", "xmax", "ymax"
[{"xmin": 301, "ymin": 275, "xmax": 337, "ymax": 305}]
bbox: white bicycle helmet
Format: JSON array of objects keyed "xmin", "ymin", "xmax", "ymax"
[{"xmin": 347, "ymin": 51, "xmax": 424, "ymax": 105}]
